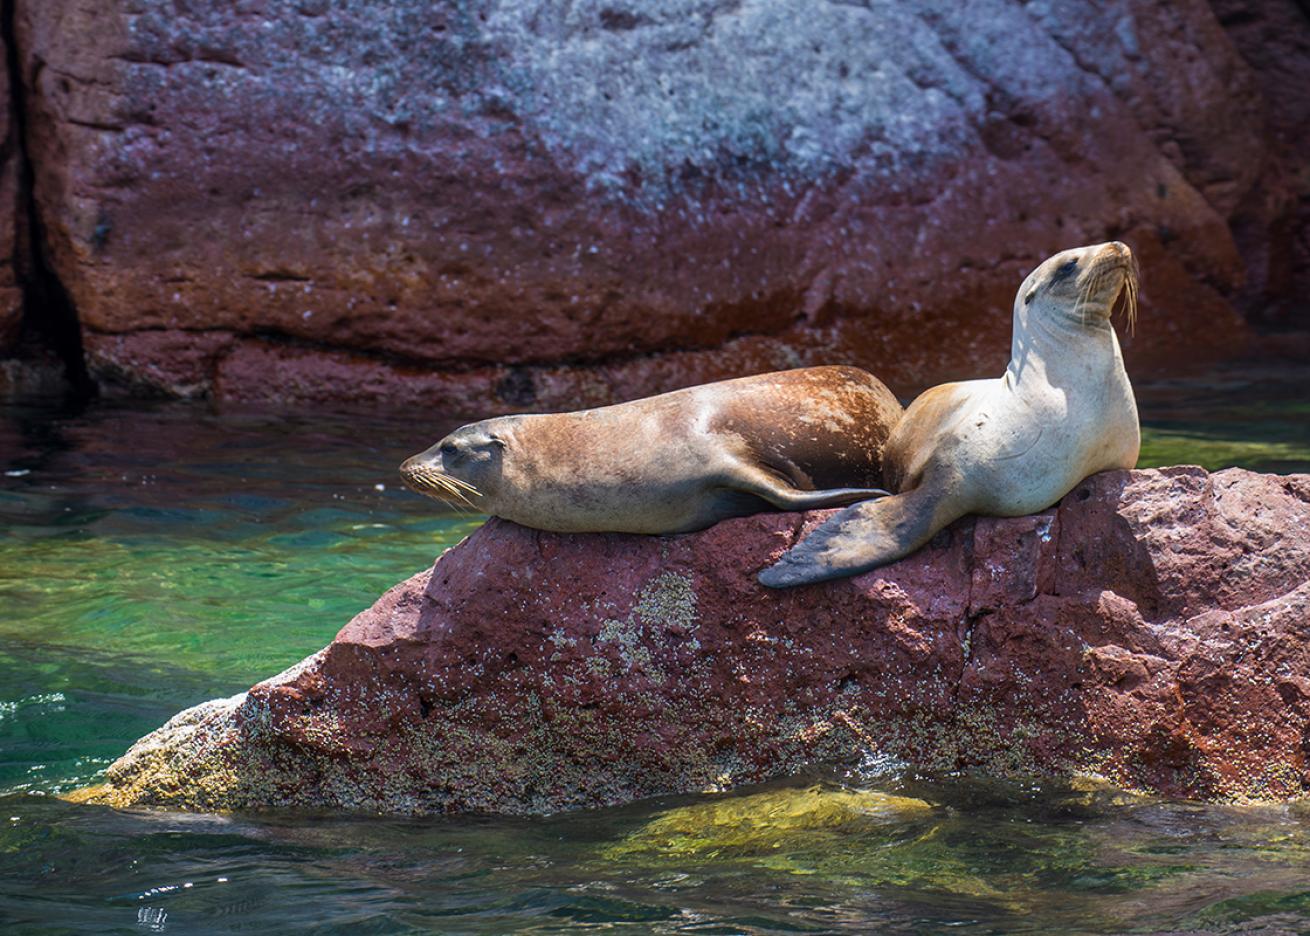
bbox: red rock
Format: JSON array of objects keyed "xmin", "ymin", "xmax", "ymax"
[
  {"xmin": 14, "ymin": 0, "xmax": 1304, "ymax": 405},
  {"xmin": 85, "ymin": 467, "xmax": 1310, "ymax": 815},
  {"xmin": 1210, "ymin": 0, "xmax": 1310, "ymax": 332},
  {"xmin": 0, "ymin": 32, "xmax": 22, "ymax": 355}
]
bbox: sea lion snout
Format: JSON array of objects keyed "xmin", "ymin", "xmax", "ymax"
[
  {"xmin": 398, "ymin": 454, "xmax": 426, "ymax": 480},
  {"xmin": 1084, "ymin": 242, "xmax": 1139, "ymax": 332},
  {"xmin": 1094, "ymin": 240, "xmax": 1134, "ymax": 269},
  {"xmin": 399, "ymin": 430, "xmax": 495, "ymax": 508},
  {"xmin": 398, "ymin": 454, "xmax": 436, "ymax": 493},
  {"xmin": 398, "ymin": 452, "xmax": 474, "ymax": 502}
]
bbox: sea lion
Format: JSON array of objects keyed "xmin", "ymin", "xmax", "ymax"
[
  {"xmin": 399, "ymin": 366, "xmax": 904, "ymax": 534},
  {"xmin": 759, "ymin": 241, "xmax": 1141, "ymax": 588}
]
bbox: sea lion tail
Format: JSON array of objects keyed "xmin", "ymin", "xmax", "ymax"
[{"xmin": 758, "ymin": 486, "xmax": 946, "ymax": 588}]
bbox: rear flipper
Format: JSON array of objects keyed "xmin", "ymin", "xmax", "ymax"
[
  {"xmin": 731, "ymin": 463, "xmax": 888, "ymax": 511},
  {"xmin": 758, "ymin": 485, "xmax": 950, "ymax": 588},
  {"xmin": 761, "ymin": 485, "xmax": 890, "ymax": 510}
]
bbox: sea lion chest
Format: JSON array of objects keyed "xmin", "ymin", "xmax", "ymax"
[{"xmin": 972, "ymin": 352, "xmax": 1138, "ymax": 515}]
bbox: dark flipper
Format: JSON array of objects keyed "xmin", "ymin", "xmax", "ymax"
[
  {"xmin": 758, "ymin": 485, "xmax": 948, "ymax": 588},
  {"xmin": 760, "ymin": 485, "xmax": 890, "ymax": 510},
  {"xmin": 731, "ymin": 462, "xmax": 888, "ymax": 511}
]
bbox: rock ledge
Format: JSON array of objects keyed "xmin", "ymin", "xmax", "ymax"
[{"xmin": 81, "ymin": 467, "xmax": 1310, "ymax": 815}]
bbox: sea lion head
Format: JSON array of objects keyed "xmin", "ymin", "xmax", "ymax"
[
  {"xmin": 1017, "ymin": 241, "xmax": 1139, "ymax": 332},
  {"xmin": 399, "ymin": 417, "xmax": 516, "ymax": 509}
]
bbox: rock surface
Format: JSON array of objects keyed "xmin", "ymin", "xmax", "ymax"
[
  {"xmin": 0, "ymin": 32, "xmax": 23, "ymax": 356},
  {"xmin": 1209, "ymin": 0, "xmax": 1310, "ymax": 332},
  {"xmin": 12, "ymin": 0, "xmax": 1307, "ymax": 405},
  {"xmin": 81, "ymin": 467, "xmax": 1310, "ymax": 815}
]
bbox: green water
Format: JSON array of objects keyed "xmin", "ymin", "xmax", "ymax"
[{"xmin": 1, "ymin": 366, "xmax": 1308, "ymax": 934}]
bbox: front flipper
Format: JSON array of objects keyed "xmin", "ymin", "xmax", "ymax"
[{"xmin": 758, "ymin": 485, "xmax": 949, "ymax": 588}]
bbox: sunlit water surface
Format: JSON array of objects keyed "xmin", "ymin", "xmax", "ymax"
[{"xmin": 2, "ymin": 365, "xmax": 1308, "ymax": 934}]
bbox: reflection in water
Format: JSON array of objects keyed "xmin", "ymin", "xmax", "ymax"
[{"xmin": 1, "ymin": 368, "xmax": 1308, "ymax": 932}]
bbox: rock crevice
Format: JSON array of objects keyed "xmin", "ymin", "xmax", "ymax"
[{"xmin": 0, "ymin": 0, "xmax": 92, "ymax": 394}]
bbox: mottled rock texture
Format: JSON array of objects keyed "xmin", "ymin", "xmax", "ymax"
[
  {"xmin": 1209, "ymin": 0, "xmax": 1310, "ymax": 331},
  {"xmin": 83, "ymin": 467, "xmax": 1310, "ymax": 816},
  {"xmin": 10, "ymin": 0, "xmax": 1308, "ymax": 405},
  {"xmin": 0, "ymin": 30, "xmax": 22, "ymax": 356}
]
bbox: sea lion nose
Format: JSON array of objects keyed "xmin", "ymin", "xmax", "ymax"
[
  {"xmin": 1108, "ymin": 240, "xmax": 1131, "ymax": 258},
  {"xmin": 399, "ymin": 456, "xmax": 421, "ymax": 478}
]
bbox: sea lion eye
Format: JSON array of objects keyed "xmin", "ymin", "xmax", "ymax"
[
  {"xmin": 1050, "ymin": 259, "xmax": 1078, "ymax": 283},
  {"xmin": 440, "ymin": 443, "xmax": 458, "ymax": 457}
]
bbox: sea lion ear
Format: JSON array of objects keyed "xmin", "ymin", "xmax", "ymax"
[
  {"xmin": 1024, "ymin": 288, "xmax": 1037, "ymax": 305},
  {"xmin": 489, "ymin": 436, "xmax": 506, "ymax": 449}
]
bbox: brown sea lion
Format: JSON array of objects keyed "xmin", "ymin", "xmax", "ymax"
[
  {"xmin": 760, "ymin": 241, "xmax": 1141, "ymax": 587},
  {"xmin": 400, "ymin": 366, "xmax": 904, "ymax": 534}
]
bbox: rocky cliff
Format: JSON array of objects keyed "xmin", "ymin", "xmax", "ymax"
[{"xmin": 2, "ymin": 1, "xmax": 1308, "ymax": 404}]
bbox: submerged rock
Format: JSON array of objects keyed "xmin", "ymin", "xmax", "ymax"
[
  {"xmin": 81, "ymin": 467, "xmax": 1310, "ymax": 815},
  {"xmin": 603, "ymin": 785, "xmax": 936, "ymax": 862}
]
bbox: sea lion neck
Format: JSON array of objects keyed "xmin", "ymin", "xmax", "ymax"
[{"xmin": 1007, "ymin": 296, "xmax": 1117, "ymax": 391}]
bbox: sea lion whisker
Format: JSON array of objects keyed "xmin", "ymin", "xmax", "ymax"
[
  {"xmin": 1125, "ymin": 271, "xmax": 1138, "ymax": 336},
  {"xmin": 1107, "ymin": 265, "xmax": 1137, "ymax": 336},
  {"xmin": 1096, "ymin": 265, "xmax": 1117, "ymax": 326},
  {"xmin": 1083, "ymin": 263, "xmax": 1109, "ymax": 327},
  {"xmin": 414, "ymin": 467, "xmax": 478, "ymax": 498},
  {"xmin": 435, "ymin": 475, "xmax": 478, "ymax": 510},
  {"xmin": 441, "ymin": 495, "xmax": 475, "ymax": 515},
  {"xmin": 404, "ymin": 467, "xmax": 460, "ymax": 506},
  {"xmin": 1097, "ymin": 268, "xmax": 1112, "ymax": 326},
  {"xmin": 449, "ymin": 488, "xmax": 478, "ymax": 510},
  {"xmin": 422, "ymin": 475, "xmax": 476, "ymax": 512},
  {"xmin": 444, "ymin": 476, "xmax": 481, "ymax": 496},
  {"xmin": 1077, "ymin": 266, "xmax": 1096, "ymax": 327},
  {"xmin": 422, "ymin": 484, "xmax": 454, "ymax": 503}
]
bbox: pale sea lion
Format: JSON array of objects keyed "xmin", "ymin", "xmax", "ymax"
[
  {"xmin": 400, "ymin": 366, "xmax": 904, "ymax": 534},
  {"xmin": 760, "ymin": 241, "xmax": 1141, "ymax": 588}
]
